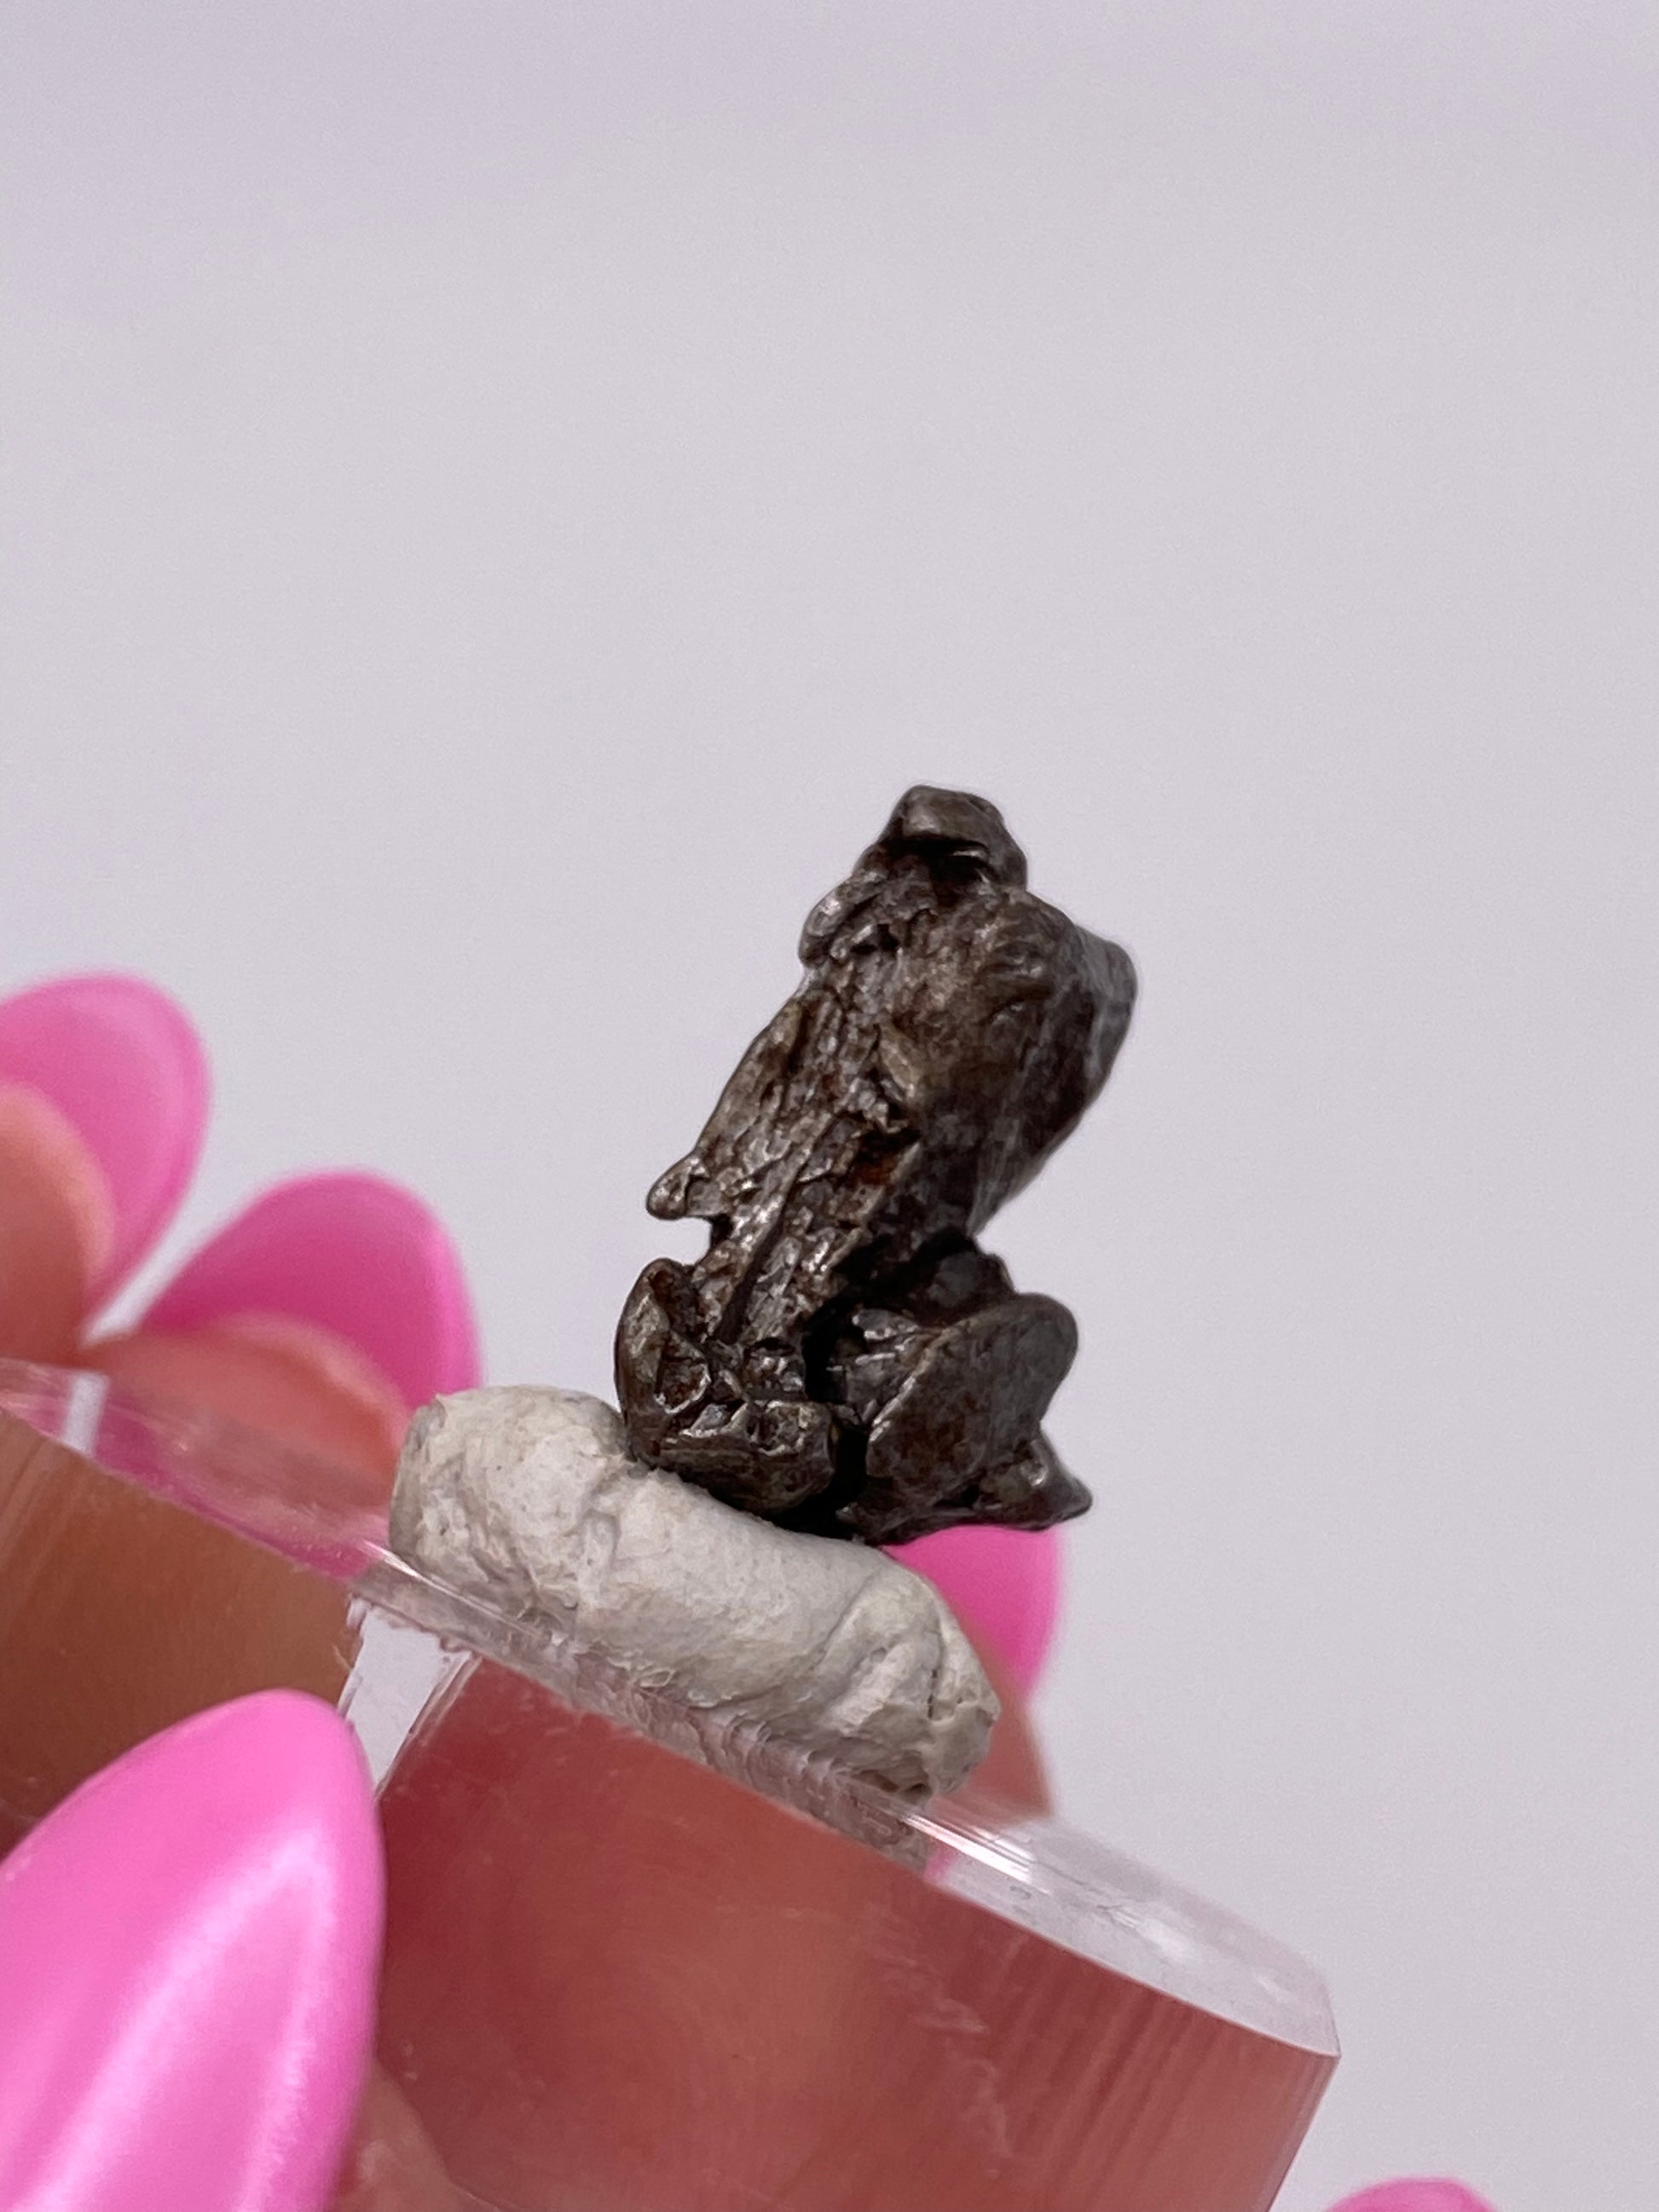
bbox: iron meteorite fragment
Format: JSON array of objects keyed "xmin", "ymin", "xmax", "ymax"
[{"xmin": 615, "ymin": 786, "xmax": 1136, "ymax": 1545}]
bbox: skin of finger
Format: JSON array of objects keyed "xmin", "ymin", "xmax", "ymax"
[
  {"xmin": 80, "ymin": 1326, "xmax": 408, "ymax": 1503},
  {"xmin": 328, "ymin": 2066, "xmax": 462, "ymax": 2212},
  {"xmin": 373, "ymin": 1646, "xmax": 1081, "ymax": 2212},
  {"xmin": 67, "ymin": 1345, "xmax": 458, "ymax": 2212},
  {"xmin": 9, "ymin": 1284, "xmax": 1043, "ymax": 2206},
  {"xmin": 358, "ymin": 1543, "xmax": 1042, "ymax": 2210},
  {"xmin": 969, "ymin": 1635, "xmax": 1049, "ymax": 1811},
  {"xmin": 0, "ymin": 1309, "xmax": 413, "ymax": 1834},
  {"xmin": 0, "ymin": 1419, "xmax": 361, "ymax": 1855},
  {"xmin": 0, "ymin": 1125, "xmax": 460, "ymax": 2212},
  {"xmin": 0, "ymin": 1106, "xmax": 93, "ymax": 1365},
  {"xmin": 0, "ymin": 1382, "xmax": 460, "ymax": 2208}
]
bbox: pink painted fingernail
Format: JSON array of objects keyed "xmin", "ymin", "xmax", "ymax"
[
  {"xmin": 142, "ymin": 1171, "xmax": 481, "ymax": 1409},
  {"xmin": 0, "ymin": 973, "xmax": 208, "ymax": 1306},
  {"xmin": 1326, "ymin": 2185, "xmax": 1499, "ymax": 2212},
  {"xmin": 889, "ymin": 1524, "xmax": 1061, "ymax": 1697},
  {"xmin": 0, "ymin": 1691, "xmax": 384, "ymax": 2212}
]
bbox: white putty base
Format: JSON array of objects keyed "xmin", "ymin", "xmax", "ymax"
[{"xmin": 388, "ymin": 1384, "xmax": 997, "ymax": 1800}]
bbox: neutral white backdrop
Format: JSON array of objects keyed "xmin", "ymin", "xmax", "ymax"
[{"xmin": 3, "ymin": 7, "xmax": 1656, "ymax": 2206}]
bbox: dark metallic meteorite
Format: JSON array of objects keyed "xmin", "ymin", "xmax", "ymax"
[{"xmin": 615, "ymin": 787, "xmax": 1136, "ymax": 1545}]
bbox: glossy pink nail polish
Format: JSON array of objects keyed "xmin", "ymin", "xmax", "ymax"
[
  {"xmin": 0, "ymin": 1690, "xmax": 384, "ymax": 2212},
  {"xmin": 143, "ymin": 1171, "xmax": 480, "ymax": 1407},
  {"xmin": 0, "ymin": 973, "xmax": 209, "ymax": 1306},
  {"xmin": 890, "ymin": 1522, "xmax": 1061, "ymax": 1695},
  {"xmin": 1326, "ymin": 2186, "xmax": 1498, "ymax": 2212}
]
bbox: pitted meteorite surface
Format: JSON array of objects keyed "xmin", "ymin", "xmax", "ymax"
[{"xmin": 616, "ymin": 786, "xmax": 1135, "ymax": 1545}]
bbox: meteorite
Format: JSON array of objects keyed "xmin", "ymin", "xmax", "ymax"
[{"xmin": 616, "ymin": 786, "xmax": 1136, "ymax": 1545}]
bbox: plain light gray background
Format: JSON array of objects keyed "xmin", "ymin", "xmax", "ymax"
[{"xmin": 3, "ymin": 6, "xmax": 1655, "ymax": 2205}]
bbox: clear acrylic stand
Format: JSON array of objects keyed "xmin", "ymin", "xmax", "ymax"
[{"xmin": 0, "ymin": 1359, "xmax": 1336, "ymax": 2211}]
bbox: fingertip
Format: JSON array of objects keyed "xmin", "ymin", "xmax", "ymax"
[
  {"xmin": 82, "ymin": 1325, "xmax": 408, "ymax": 1492},
  {"xmin": 0, "ymin": 1691, "xmax": 382, "ymax": 2212},
  {"xmin": 141, "ymin": 1171, "xmax": 481, "ymax": 1412},
  {"xmin": 1325, "ymin": 2184, "xmax": 1499, "ymax": 2212},
  {"xmin": 0, "ymin": 974, "xmax": 208, "ymax": 1307},
  {"xmin": 966, "ymin": 1633, "xmax": 1051, "ymax": 1815},
  {"xmin": 890, "ymin": 1524, "xmax": 1061, "ymax": 1697},
  {"xmin": 0, "ymin": 1089, "xmax": 96, "ymax": 1362}
]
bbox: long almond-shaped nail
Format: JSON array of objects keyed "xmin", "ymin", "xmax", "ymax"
[
  {"xmin": 1326, "ymin": 2185, "xmax": 1499, "ymax": 2211},
  {"xmin": 139, "ymin": 1172, "xmax": 480, "ymax": 1411},
  {"xmin": 0, "ymin": 1691, "xmax": 384, "ymax": 2212},
  {"xmin": 0, "ymin": 974, "xmax": 207, "ymax": 1308},
  {"xmin": 889, "ymin": 1524, "xmax": 1061, "ymax": 1697}
]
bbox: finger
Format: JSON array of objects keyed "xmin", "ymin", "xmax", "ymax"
[
  {"xmin": 1326, "ymin": 2188, "xmax": 1499, "ymax": 2212},
  {"xmin": 890, "ymin": 1522, "xmax": 1061, "ymax": 1696},
  {"xmin": 967, "ymin": 1632, "xmax": 1049, "ymax": 1812},
  {"xmin": 0, "ymin": 1087, "xmax": 96, "ymax": 1363},
  {"xmin": 84, "ymin": 1170, "xmax": 483, "ymax": 1496},
  {"xmin": 0, "ymin": 1694, "xmax": 380, "ymax": 2212},
  {"xmin": 2, "ymin": 1176, "xmax": 480, "ymax": 1834},
  {"xmin": 139, "ymin": 1171, "xmax": 479, "ymax": 1412},
  {"xmin": 0, "ymin": 973, "xmax": 207, "ymax": 1309},
  {"xmin": 372, "ymin": 1655, "xmax": 1158, "ymax": 2212},
  {"xmin": 82, "ymin": 1324, "xmax": 410, "ymax": 1496}
]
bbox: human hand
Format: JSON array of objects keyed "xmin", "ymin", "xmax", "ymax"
[
  {"xmin": 0, "ymin": 973, "xmax": 1050, "ymax": 2207},
  {"xmin": 0, "ymin": 972, "xmax": 477, "ymax": 1469},
  {"xmin": 0, "ymin": 973, "xmax": 481, "ymax": 2203},
  {"xmin": 0, "ymin": 973, "xmax": 1494, "ymax": 2212}
]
